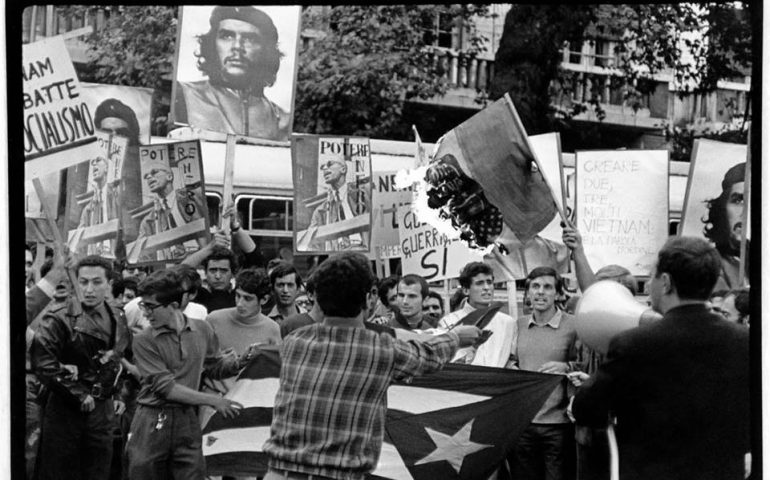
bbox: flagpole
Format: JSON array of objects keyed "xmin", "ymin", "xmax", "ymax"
[{"xmin": 503, "ymin": 94, "xmax": 572, "ymax": 228}]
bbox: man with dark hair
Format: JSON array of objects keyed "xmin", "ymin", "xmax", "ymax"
[
  {"xmin": 508, "ymin": 265, "xmax": 580, "ymax": 480},
  {"xmin": 422, "ymin": 290, "xmax": 444, "ymax": 319},
  {"xmin": 573, "ymin": 236, "xmax": 750, "ymax": 480},
  {"xmin": 266, "ymin": 261, "xmax": 303, "ymax": 322},
  {"xmin": 702, "ymin": 162, "xmax": 748, "ymax": 290},
  {"xmin": 439, "ymin": 261, "xmax": 516, "ymax": 368},
  {"xmin": 206, "ymin": 267, "xmax": 281, "ymax": 388},
  {"xmin": 262, "ymin": 252, "xmax": 480, "ymax": 480},
  {"xmin": 368, "ymin": 274, "xmax": 400, "ymax": 325},
  {"xmin": 175, "ymin": 5, "xmax": 290, "ymax": 140},
  {"xmin": 392, "ymin": 274, "xmax": 430, "ymax": 330},
  {"xmin": 112, "ymin": 276, "xmax": 139, "ymax": 307},
  {"xmin": 127, "ymin": 269, "xmax": 251, "ymax": 479},
  {"xmin": 280, "ymin": 270, "xmax": 319, "ymax": 337},
  {"xmin": 195, "ymin": 245, "xmax": 239, "ymax": 312},
  {"xmin": 31, "ymin": 255, "xmax": 131, "ymax": 480}
]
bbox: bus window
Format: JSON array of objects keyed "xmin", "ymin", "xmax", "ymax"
[
  {"xmin": 669, "ymin": 220, "xmax": 680, "ymax": 236},
  {"xmin": 236, "ymin": 196, "xmax": 293, "ymax": 232},
  {"xmin": 205, "ymin": 193, "xmax": 221, "ymax": 228}
]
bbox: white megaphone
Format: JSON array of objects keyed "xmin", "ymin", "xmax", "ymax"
[{"xmin": 575, "ymin": 280, "xmax": 660, "ymax": 356}]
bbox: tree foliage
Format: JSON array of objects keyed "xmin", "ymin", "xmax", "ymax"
[
  {"xmin": 491, "ymin": 3, "xmax": 752, "ymax": 138},
  {"xmin": 293, "ymin": 5, "xmax": 489, "ymax": 139},
  {"xmin": 59, "ymin": 5, "xmax": 178, "ymax": 89}
]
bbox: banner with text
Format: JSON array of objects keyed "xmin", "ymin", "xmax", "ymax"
[
  {"xmin": 576, "ymin": 150, "xmax": 669, "ymax": 276},
  {"xmin": 367, "ymin": 171, "xmax": 414, "ymax": 260},
  {"xmin": 23, "ymin": 35, "xmax": 96, "ymax": 161},
  {"xmin": 398, "ymin": 205, "xmax": 484, "ymax": 281},
  {"xmin": 293, "ymin": 135, "xmax": 373, "ymax": 254}
]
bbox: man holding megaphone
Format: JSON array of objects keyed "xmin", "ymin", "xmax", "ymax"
[{"xmin": 571, "ymin": 236, "xmax": 750, "ymax": 480}]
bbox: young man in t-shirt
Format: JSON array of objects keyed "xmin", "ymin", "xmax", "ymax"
[
  {"xmin": 206, "ymin": 268, "xmax": 281, "ymax": 393},
  {"xmin": 263, "ymin": 252, "xmax": 481, "ymax": 480}
]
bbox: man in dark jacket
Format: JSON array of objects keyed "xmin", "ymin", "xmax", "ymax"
[
  {"xmin": 31, "ymin": 255, "xmax": 132, "ymax": 480},
  {"xmin": 572, "ymin": 236, "xmax": 750, "ymax": 480}
]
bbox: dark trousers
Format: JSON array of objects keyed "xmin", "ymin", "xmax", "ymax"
[
  {"xmin": 35, "ymin": 392, "xmax": 115, "ymax": 480},
  {"xmin": 127, "ymin": 404, "xmax": 205, "ymax": 480},
  {"xmin": 575, "ymin": 426, "xmax": 609, "ymax": 480},
  {"xmin": 25, "ymin": 374, "xmax": 42, "ymax": 480},
  {"xmin": 509, "ymin": 423, "xmax": 575, "ymax": 480}
]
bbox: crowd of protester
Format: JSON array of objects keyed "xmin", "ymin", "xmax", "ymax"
[{"xmin": 23, "ymin": 217, "xmax": 751, "ymax": 480}]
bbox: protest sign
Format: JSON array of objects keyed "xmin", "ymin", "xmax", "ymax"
[
  {"xmin": 63, "ymin": 131, "xmax": 129, "ymax": 258},
  {"xmin": 367, "ymin": 171, "xmax": 414, "ymax": 260},
  {"xmin": 398, "ymin": 205, "xmax": 484, "ymax": 281},
  {"xmin": 680, "ymin": 139, "xmax": 748, "ymax": 241},
  {"xmin": 80, "ymin": 82, "xmax": 153, "ymax": 145},
  {"xmin": 172, "ymin": 5, "xmax": 301, "ymax": 142},
  {"xmin": 293, "ymin": 135, "xmax": 373, "ymax": 254},
  {"xmin": 680, "ymin": 138, "xmax": 749, "ymax": 288},
  {"xmin": 23, "ymin": 35, "xmax": 96, "ymax": 160},
  {"xmin": 575, "ymin": 150, "xmax": 669, "ymax": 276},
  {"xmin": 125, "ymin": 140, "xmax": 210, "ymax": 264}
]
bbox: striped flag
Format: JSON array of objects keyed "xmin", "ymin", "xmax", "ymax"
[{"xmin": 203, "ymin": 347, "xmax": 563, "ymax": 480}]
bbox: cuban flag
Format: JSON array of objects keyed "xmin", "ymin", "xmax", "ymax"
[{"xmin": 203, "ymin": 347, "xmax": 563, "ymax": 480}]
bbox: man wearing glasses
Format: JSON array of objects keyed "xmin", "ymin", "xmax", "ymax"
[
  {"xmin": 77, "ymin": 155, "xmax": 121, "ymax": 256},
  {"xmin": 127, "ymin": 269, "xmax": 255, "ymax": 479},
  {"xmin": 31, "ymin": 255, "xmax": 131, "ymax": 480},
  {"xmin": 136, "ymin": 158, "xmax": 206, "ymax": 261},
  {"xmin": 309, "ymin": 158, "xmax": 370, "ymax": 251}
]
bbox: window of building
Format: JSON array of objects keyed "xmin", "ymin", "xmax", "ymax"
[
  {"xmin": 422, "ymin": 11, "xmax": 456, "ymax": 49},
  {"xmin": 593, "ymin": 39, "xmax": 613, "ymax": 68},
  {"xmin": 567, "ymin": 40, "xmax": 583, "ymax": 64}
]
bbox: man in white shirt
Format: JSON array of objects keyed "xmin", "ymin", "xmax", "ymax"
[{"xmin": 439, "ymin": 261, "xmax": 516, "ymax": 367}]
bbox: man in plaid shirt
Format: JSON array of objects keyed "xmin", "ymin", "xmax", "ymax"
[{"xmin": 263, "ymin": 252, "xmax": 481, "ymax": 480}]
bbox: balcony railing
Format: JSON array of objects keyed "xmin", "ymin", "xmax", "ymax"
[{"xmin": 431, "ymin": 46, "xmax": 494, "ymax": 92}]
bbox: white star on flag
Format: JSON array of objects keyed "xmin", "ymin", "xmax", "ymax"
[{"xmin": 413, "ymin": 419, "xmax": 493, "ymax": 473}]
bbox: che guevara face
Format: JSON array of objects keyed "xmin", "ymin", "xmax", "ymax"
[{"xmin": 215, "ymin": 19, "xmax": 264, "ymax": 88}]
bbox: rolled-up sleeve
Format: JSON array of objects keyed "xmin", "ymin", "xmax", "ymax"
[
  {"xmin": 392, "ymin": 332, "xmax": 459, "ymax": 382},
  {"xmin": 132, "ymin": 334, "xmax": 176, "ymax": 399}
]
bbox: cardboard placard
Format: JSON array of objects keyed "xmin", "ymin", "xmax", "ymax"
[
  {"xmin": 576, "ymin": 150, "xmax": 669, "ymax": 275},
  {"xmin": 124, "ymin": 140, "xmax": 211, "ymax": 263},
  {"xmin": 172, "ymin": 5, "xmax": 301, "ymax": 142},
  {"xmin": 23, "ymin": 35, "xmax": 96, "ymax": 160},
  {"xmin": 366, "ymin": 171, "xmax": 414, "ymax": 260},
  {"xmin": 293, "ymin": 135, "xmax": 373, "ymax": 254},
  {"xmin": 397, "ymin": 205, "xmax": 484, "ymax": 281}
]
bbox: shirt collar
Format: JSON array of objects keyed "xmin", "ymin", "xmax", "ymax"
[{"xmin": 528, "ymin": 309, "xmax": 563, "ymax": 329}]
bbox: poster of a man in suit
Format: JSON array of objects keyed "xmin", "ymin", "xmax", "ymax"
[
  {"xmin": 293, "ymin": 135, "xmax": 372, "ymax": 254},
  {"xmin": 127, "ymin": 141, "xmax": 210, "ymax": 263}
]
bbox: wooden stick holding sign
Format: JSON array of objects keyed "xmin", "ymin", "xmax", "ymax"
[
  {"xmin": 738, "ymin": 130, "xmax": 751, "ymax": 286},
  {"xmin": 32, "ymin": 178, "xmax": 84, "ymax": 304},
  {"xmin": 221, "ymin": 134, "xmax": 237, "ymax": 235}
]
